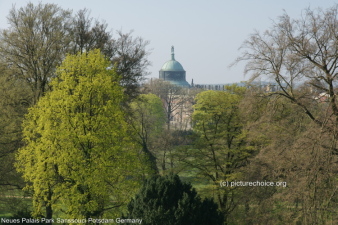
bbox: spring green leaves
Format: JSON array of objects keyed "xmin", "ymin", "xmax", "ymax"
[{"xmin": 15, "ymin": 50, "xmax": 144, "ymax": 218}]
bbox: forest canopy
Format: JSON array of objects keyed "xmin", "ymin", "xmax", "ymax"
[{"xmin": 1, "ymin": 2, "xmax": 338, "ymax": 225}]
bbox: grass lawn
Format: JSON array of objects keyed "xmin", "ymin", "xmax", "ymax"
[
  {"xmin": 0, "ymin": 189, "xmax": 32, "ymax": 218},
  {"xmin": 178, "ymin": 168, "xmax": 216, "ymax": 198}
]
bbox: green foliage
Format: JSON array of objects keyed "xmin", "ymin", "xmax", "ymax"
[
  {"xmin": 15, "ymin": 50, "xmax": 145, "ymax": 218},
  {"xmin": 0, "ymin": 2, "xmax": 150, "ymax": 104},
  {"xmin": 125, "ymin": 174, "xmax": 224, "ymax": 225},
  {"xmin": 0, "ymin": 195, "xmax": 32, "ymax": 221},
  {"xmin": 237, "ymin": 93, "xmax": 338, "ymax": 224},
  {"xmin": 130, "ymin": 93, "xmax": 166, "ymax": 140},
  {"xmin": 0, "ymin": 62, "xmax": 31, "ymax": 201},
  {"xmin": 178, "ymin": 87, "xmax": 256, "ymax": 222},
  {"xmin": 192, "ymin": 87, "xmax": 253, "ymax": 181},
  {"xmin": 129, "ymin": 94, "xmax": 166, "ymax": 173},
  {"xmin": 0, "ymin": 2, "xmax": 72, "ymax": 103}
]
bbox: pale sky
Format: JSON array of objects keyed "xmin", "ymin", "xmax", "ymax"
[{"xmin": 0, "ymin": 0, "xmax": 336, "ymax": 84}]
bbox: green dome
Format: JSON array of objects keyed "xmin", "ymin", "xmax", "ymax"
[
  {"xmin": 159, "ymin": 46, "xmax": 190, "ymax": 87},
  {"xmin": 160, "ymin": 60, "xmax": 185, "ymax": 71},
  {"xmin": 160, "ymin": 46, "xmax": 185, "ymax": 72}
]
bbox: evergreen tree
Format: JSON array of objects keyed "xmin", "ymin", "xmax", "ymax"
[{"xmin": 125, "ymin": 174, "xmax": 224, "ymax": 225}]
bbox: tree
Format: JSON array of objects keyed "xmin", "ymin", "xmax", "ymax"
[
  {"xmin": 0, "ymin": 2, "xmax": 73, "ymax": 104},
  {"xmin": 235, "ymin": 89, "xmax": 338, "ymax": 224},
  {"xmin": 70, "ymin": 9, "xmax": 151, "ymax": 100},
  {"xmin": 15, "ymin": 50, "xmax": 145, "ymax": 220},
  {"xmin": 111, "ymin": 31, "xmax": 151, "ymax": 100},
  {"xmin": 234, "ymin": 5, "xmax": 338, "ymax": 138},
  {"xmin": 180, "ymin": 86, "xmax": 255, "ymax": 223},
  {"xmin": 124, "ymin": 174, "xmax": 224, "ymax": 225},
  {"xmin": 143, "ymin": 79, "xmax": 194, "ymax": 172},
  {"xmin": 69, "ymin": 9, "xmax": 151, "ymax": 100},
  {"xmin": 145, "ymin": 79, "xmax": 187, "ymax": 130},
  {"xmin": 129, "ymin": 93, "xmax": 166, "ymax": 174},
  {"xmin": 233, "ymin": 7, "xmax": 338, "ymax": 223},
  {"xmin": 0, "ymin": 2, "xmax": 151, "ymax": 217},
  {"xmin": 0, "ymin": 62, "xmax": 30, "ymax": 189},
  {"xmin": 70, "ymin": 9, "xmax": 114, "ymax": 58},
  {"xmin": 0, "ymin": 3, "xmax": 72, "ymax": 217},
  {"xmin": 0, "ymin": 3, "xmax": 151, "ymax": 104},
  {"xmin": 0, "ymin": 62, "xmax": 32, "ymax": 218}
]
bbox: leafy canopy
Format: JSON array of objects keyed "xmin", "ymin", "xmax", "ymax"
[{"xmin": 16, "ymin": 50, "xmax": 145, "ymax": 218}]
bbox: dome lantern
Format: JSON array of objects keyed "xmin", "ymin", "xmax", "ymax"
[{"xmin": 171, "ymin": 46, "xmax": 175, "ymax": 60}]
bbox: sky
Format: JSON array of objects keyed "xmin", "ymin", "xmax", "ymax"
[{"xmin": 0, "ymin": 0, "xmax": 337, "ymax": 84}]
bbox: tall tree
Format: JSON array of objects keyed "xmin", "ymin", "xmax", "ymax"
[
  {"xmin": 69, "ymin": 9, "xmax": 151, "ymax": 100},
  {"xmin": 70, "ymin": 8, "xmax": 114, "ymax": 58},
  {"xmin": 129, "ymin": 93, "xmax": 166, "ymax": 174},
  {"xmin": 111, "ymin": 30, "xmax": 151, "ymax": 100},
  {"xmin": 0, "ymin": 62, "xmax": 31, "ymax": 190},
  {"xmin": 180, "ymin": 86, "xmax": 255, "ymax": 223},
  {"xmin": 233, "ymin": 7, "xmax": 338, "ymax": 223},
  {"xmin": 0, "ymin": 2, "xmax": 72, "ymax": 104},
  {"xmin": 234, "ymin": 5, "xmax": 338, "ymax": 137},
  {"xmin": 0, "ymin": 3, "xmax": 151, "ymax": 104},
  {"xmin": 143, "ymin": 79, "xmax": 192, "ymax": 172},
  {"xmin": 236, "ymin": 89, "xmax": 338, "ymax": 224},
  {"xmin": 15, "ymin": 50, "xmax": 145, "ymax": 220}
]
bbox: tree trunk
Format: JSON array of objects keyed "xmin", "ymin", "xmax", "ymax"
[
  {"xmin": 142, "ymin": 141, "xmax": 158, "ymax": 174},
  {"xmin": 45, "ymin": 190, "xmax": 53, "ymax": 224}
]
